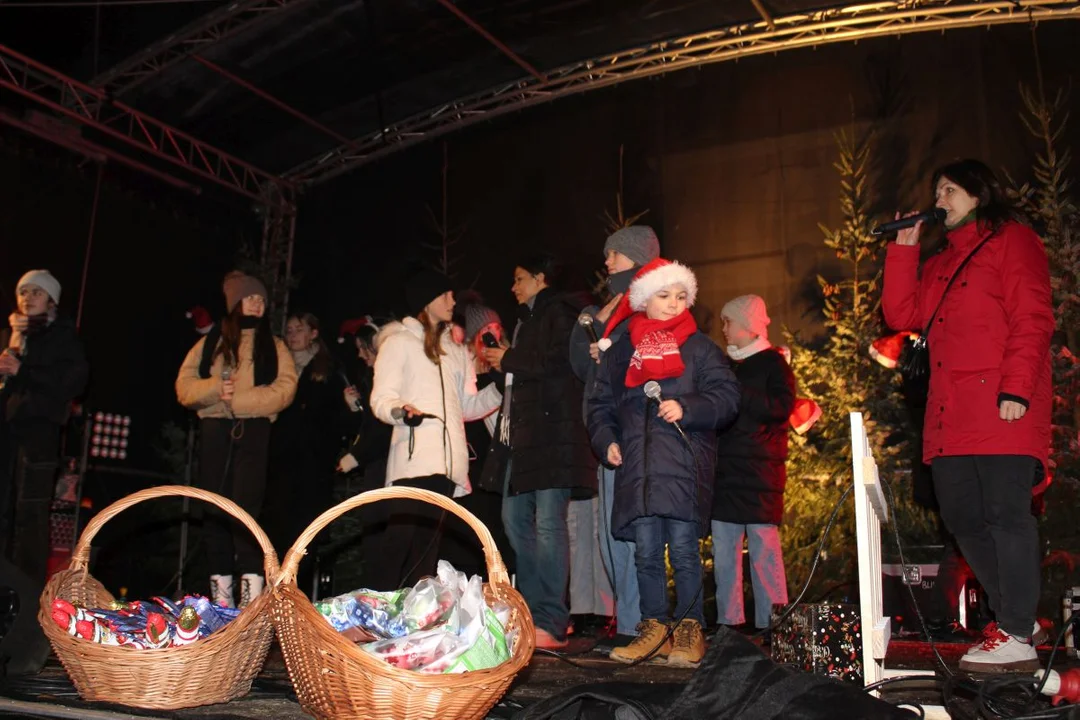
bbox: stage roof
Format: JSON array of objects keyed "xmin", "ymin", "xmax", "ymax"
[{"xmin": 2, "ymin": 1, "xmax": 1078, "ymax": 187}]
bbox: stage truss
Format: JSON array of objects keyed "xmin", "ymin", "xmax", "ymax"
[
  {"xmin": 90, "ymin": 0, "xmax": 315, "ymax": 101},
  {"xmin": 286, "ymin": 0, "xmax": 1080, "ymax": 186},
  {"xmin": 0, "ymin": 44, "xmax": 297, "ymax": 319}
]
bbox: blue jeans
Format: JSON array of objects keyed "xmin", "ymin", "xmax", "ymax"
[
  {"xmin": 632, "ymin": 516, "xmax": 704, "ymax": 624},
  {"xmin": 596, "ymin": 465, "xmax": 640, "ymax": 634},
  {"xmin": 711, "ymin": 521, "xmax": 788, "ymax": 629},
  {"xmin": 503, "ymin": 481, "xmax": 572, "ymax": 639}
]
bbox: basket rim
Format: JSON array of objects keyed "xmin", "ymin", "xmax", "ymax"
[
  {"xmin": 67, "ymin": 485, "xmax": 279, "ymax": 580},
  {"xmin": 275, "ymin": 486, "xmax": 508, "ymax": 588}
]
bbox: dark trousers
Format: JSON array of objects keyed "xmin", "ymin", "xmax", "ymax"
[
  {"xmin": 196, "ymin": 417, "xmax": 271, "ymax": 577},
  {"xmin": 264, "ymin": 454, "xmax": 335, "ymax": 596},
  {"xmin": 0, "ymin": 419, "xmax": 59, "ymax": 583},
  {"xmin": 931, "ymin": 455, "xmax": 1040, "ymax": 638},
  {"xmin": 376, "ymin": 475, "xmax": 454, "ymax": 590}
]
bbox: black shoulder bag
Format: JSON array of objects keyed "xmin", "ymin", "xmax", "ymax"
[{"xmin": 900, "ymin": 231, "xmax": 998, "ymax": 384}]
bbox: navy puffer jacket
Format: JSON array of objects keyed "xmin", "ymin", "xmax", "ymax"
[{"xmin": 586, "ymin": 331, "xmax": 740, "ymax": 541}]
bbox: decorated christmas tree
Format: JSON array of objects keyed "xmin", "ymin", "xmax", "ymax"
[{"xmin": 783, "ymin": 129, "xmax": 934, "ymax": 600}]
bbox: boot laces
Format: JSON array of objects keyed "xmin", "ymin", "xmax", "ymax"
[
  {"xmin": 630, "ymin": 620, "xmax": 667, "ymax": 648},
  {"xmin": 674, "ymin": 620, "xmax": 698, "ymax": 649}
]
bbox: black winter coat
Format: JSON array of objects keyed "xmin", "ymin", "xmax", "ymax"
[
  {"xmin": 713, "ymin": 348, "xmax": 796, "ymax": 526},
  {"xmin": 587, "ymin": 331, "xmax": 740, "ymax": 541},
  {"xmin": 489, "ymin": 288, "xmax": 597, "ymax": 496},
  {"xmin": 344, "ymin": 363, "xmax": 392, "ymax": 472},
  {"xmin": 1, "ymin": 316, "xmax": 88, "ymax": 426},
  {"xmin": 270, "ymin": 356, "xmax": 349, "ymax": 471}
]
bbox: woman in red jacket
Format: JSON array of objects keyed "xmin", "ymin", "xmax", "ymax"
[{"xmin": 883, "ymin": 159, "xmax": 1053, "ymax": 673}]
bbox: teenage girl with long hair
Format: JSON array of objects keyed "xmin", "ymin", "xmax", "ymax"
[{"xmin": 176, "ymin": 272, "xmax": 297, "ymax": 607}]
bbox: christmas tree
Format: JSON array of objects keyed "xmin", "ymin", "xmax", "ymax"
[{"xmin": 783, "ymin": 129, "xmax": 934, "ymax": 599}]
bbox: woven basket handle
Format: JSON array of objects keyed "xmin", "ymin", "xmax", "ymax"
[
  {"xmin": 69, "ymin": 485, "xmax": 279, "ymax": 581},
  {"xmin": 275, "ymin": 486, "xmax": 510, "ymax": 588}
]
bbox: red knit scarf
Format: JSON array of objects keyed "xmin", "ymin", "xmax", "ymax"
[{"xmin": 625, "ymin": 310, "xmax": 698, "ymax": 388}]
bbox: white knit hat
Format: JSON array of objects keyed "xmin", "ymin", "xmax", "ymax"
[
  {"xmin": 17, "ymin": 270, "xmax": 61, "ymax": 305},
  {"xmin": 721, "ymin": 294, "xmax": 770, "ymax": 339}
]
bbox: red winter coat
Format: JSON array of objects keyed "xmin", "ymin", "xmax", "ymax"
[{"xmin": 882, "ymin": 220, "xmax": 1054, "ymax": 479}]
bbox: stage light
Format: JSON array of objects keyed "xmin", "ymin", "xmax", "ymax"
[{"xmin": 89, "ymin": 412, "xmax": 131, "ymax": 462}]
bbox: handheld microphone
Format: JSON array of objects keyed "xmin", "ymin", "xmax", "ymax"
[
  {"xmin": 643, "ymin": 380, "xmax": 689, "ymax": 446},
  {"xmin": 220, "ymin": 366, "xmax": 234, "ymax": 417},
  {"xmin": 392, "ymin": 406, "xmax": 438, "ymax": 427},
  {"xmin": 871, "ymin": 208, "xmax": 946, "ymax": 236},
  {"xmin": 481, "ymin": 331, "xmax": 500, "ymax": 349},
  {"xmin": 577, "ymin": 313, "xmax": 599, "ymax": 344}
]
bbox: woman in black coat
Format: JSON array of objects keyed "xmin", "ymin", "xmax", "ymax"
[
  {"xmin": 712, "ymin": 295, "xmax": 795, "ymax": 632},
  {"xmin": 482, "ymin": 254, "xmax": 596, "ymax": 649},
  {"xmin": 264, "ymin": 312, "xmax": 349, "ymax": 596}
]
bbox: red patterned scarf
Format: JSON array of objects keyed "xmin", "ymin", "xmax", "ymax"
[{"xmin": 625, "ymin": 310, "xmax": 698, "ymax": 387}]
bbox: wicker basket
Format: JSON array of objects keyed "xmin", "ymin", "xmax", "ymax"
[
  {"xmin": 39, "ymin": 485, "xmax": 279, "ymax": 710},
  {"xmin": 271, "ymin": 486, "xmax": 536, "ymax": 720}
]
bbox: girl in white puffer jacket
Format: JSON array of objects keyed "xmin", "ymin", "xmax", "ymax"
[{"xmin": 369, "ymin": 270, "xmax": 500, "ymax": 588}]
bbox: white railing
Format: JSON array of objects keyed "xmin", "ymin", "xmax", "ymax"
[{"xmin": 851, "ymin": 411, "xmax": 892, "ymax": 687}]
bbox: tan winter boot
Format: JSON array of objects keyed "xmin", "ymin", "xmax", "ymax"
[
  {"xmin": 609, "ymin": 619, "xmax": 672, "ymax": 664},
  {"xmin": 239, "ymin": 573, "xmax": 264, "ymax": 609},
  {"xmin": 667, "ymin": 619, "xmax": 706, "ymax": 667}
]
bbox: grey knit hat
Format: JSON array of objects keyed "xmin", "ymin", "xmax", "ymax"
[
  {"xmin": 603, "ymin": 226, "xmax": 661, "ymax": 267},
  {"xmin": 464, "ymin": 304, "xmax": 502, "ymax": 343}
]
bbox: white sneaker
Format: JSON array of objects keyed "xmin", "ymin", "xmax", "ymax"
[
  {"xmin": 239, "ymin": 573, "xmax": 264, "ymax": 609},
  {"xmin": 1032, "ymin": 621, "xmax": 1050, "ymax": 646},
  {"xmin": 959, "ymin": 626, "xmax": 1039, "ymax": 673},
  {"xmin": 210, "ymin": 574, "xmax": 234, "ymax": 608},
  {"xmin": 972, "ymin": 621, "xmax": 1048, "ymax": 650}
]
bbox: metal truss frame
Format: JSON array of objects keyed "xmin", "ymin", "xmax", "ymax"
[
  {"xmin": 0, "ymin": 44, "xmax": 288, "ymax": 202},
  {"xmin": 90, "ymin": 0, "xmax": 313, "ymax": 100},
  {"xmin": 287, "ymin": 0, "xmax": 1080, "ymax": 186}
]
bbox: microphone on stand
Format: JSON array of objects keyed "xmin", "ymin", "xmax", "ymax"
[
  {"xmin": 643, "ymin": 380, "xmax": 690, "ymax": 446},
  {"xmin": 578, "ymin": 313, "xmax": 599, "ymax": 344},
  {"xmin": 871, "ymin": 208, "xmax": 946, "ymax": 236}
]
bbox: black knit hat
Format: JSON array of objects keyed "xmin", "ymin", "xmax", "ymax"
[{"xmin": 405, "ymin": 269, "xmax": 453, "ymax": 316}]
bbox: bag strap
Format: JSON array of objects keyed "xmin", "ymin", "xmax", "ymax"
[{"xmin": 920, "ymin": 229, "xmax": 998, "ymax": 340}]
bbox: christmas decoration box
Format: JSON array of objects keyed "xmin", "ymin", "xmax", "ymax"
[{"xmin": 770, "ymin": 604, "xmax": 863, "ymax": 684}]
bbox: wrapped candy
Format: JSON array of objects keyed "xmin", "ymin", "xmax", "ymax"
[
  {"xmin": 145, "ymin": 612, "xmax": 172, "ymax": 649},
  {"xmin": 314, "ymin": 589, "xmax": 407, "ymax": 639},
  {"xmin": 53, "ymin": 592, "xmax": 238, "ymax": 649},
  {"xmin": 171, "ymin": 607, "xmax": 201, "ymax": 647},
  {"xmin": 400, "ymin": 577, "xmax": 456, "ymax": 633},
  {"xmin": 321, "ymin": 561, "xmax": 514, "ymax": 674}
]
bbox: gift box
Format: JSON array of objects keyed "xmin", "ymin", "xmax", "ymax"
[{"xmin": 770, "ymin": 603, "xmax": 862, "ymax": 684}]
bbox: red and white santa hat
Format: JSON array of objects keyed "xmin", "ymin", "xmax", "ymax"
[
  {"xmin": 869, "ymin": 331, "xmax": 917, "ymax": 369},
  {"xmin": 338, "ymin": 315, "xmax": 379, "ymax": 343},
  {"xmin": 597, "ymin": 258, "xmax": 698, "ymax": 351},
  {"xmin": 186, "ymin": 306, "xmax": 213, "ymax": 334},
  {"xmin": 789, "ymin": 397, "xmax": 822, "ymax": 435}
]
